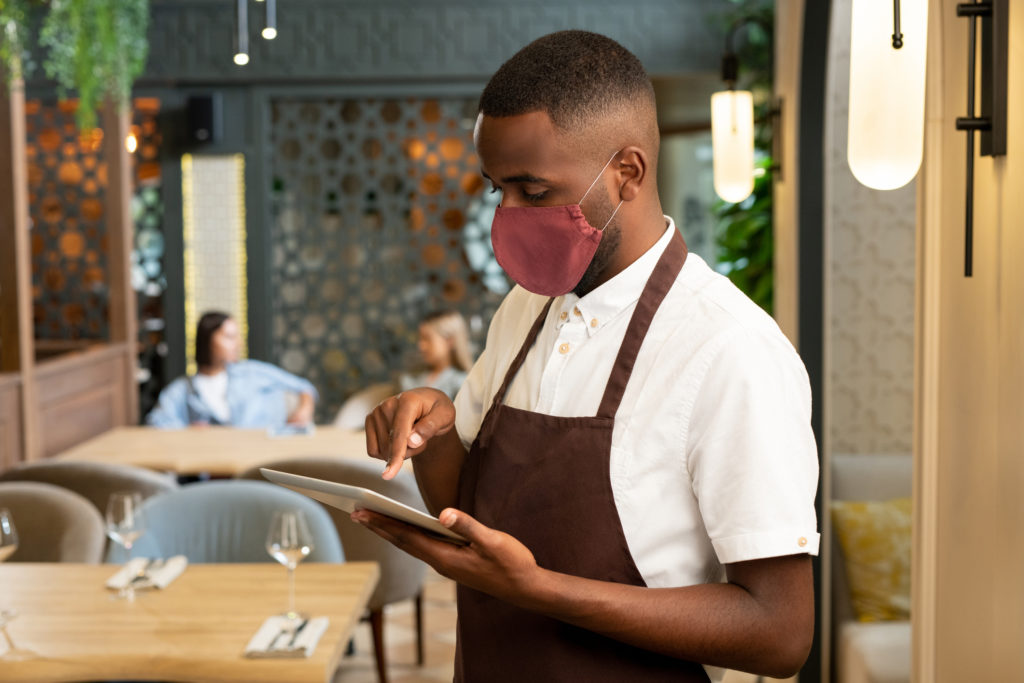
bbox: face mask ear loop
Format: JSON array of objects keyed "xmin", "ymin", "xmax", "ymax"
[
  {"xmin": 578, "ymin": 150, "xmax": 621, "ymax": 205},
  {"xmin": 599, "ymin": 200, "xmax": 624, "ymax": 232}
]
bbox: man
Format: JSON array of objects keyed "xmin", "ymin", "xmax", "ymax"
[{"xmin": 357, "ymin": 30, "xmax": 819, "ymax": 681}]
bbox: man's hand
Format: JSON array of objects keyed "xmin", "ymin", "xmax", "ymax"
[
  {"xmin": 354, "ymin": 503, "xmax": 813, "ymax": 677},
  {"xmin": 351, "ymin": 507, "xmax": 542, "ymax": 606},
  {"xmin": 365, "ymin": 388, "xmax": 456, "ymax": 480}
]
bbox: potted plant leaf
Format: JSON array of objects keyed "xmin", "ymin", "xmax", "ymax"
[{"xmin": 1, "ymin": 0, "xmax": 149, "ymax": 129}]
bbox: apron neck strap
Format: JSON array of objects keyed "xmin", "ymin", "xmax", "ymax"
[
  {"xmin": 490, "ymin": 298, "xmax": 555, "ymax": 410},
  {"xmin": 596, "ymin": 229, "xmax": 688, "ymax": 419}
]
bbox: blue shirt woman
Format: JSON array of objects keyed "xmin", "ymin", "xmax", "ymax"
[{"xmin": 146, "ymin": 312, "xmax": 317, "ymax": 429}]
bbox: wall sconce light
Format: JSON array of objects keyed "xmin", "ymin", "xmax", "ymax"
[
  {"xmin": 849, "ymin": 0, "xmax": 1007, "ymax": 277},
  {"xmin": 711, "ymin": 19, "xmax": 781, "ymax": 204},
  {"xmin": 954, "ymin": 0, "xmax": 1007, "ymax": 277},
  {"xmin": 233, "ymin": 0, "xmax": 250, "ymax": 66},
  {"xmin": 848, "ymin": 0, "xmax": 929, "ymax": 191}
]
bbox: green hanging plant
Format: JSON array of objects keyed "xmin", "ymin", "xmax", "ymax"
[
  {"xmin": 0, "ymin": 0, "xmax": 32, "ymax": 82},
  {"xmin": 37, "ymin": 0, "xmax": 150, "ymax": 129}
]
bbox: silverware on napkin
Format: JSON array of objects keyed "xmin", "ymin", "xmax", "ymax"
[
  {"xmin": 130, "ymin": 558, "xmax": 165, "ymax": 586},
  {"xmin": 271, "ymin": 618, "xmax": 308, "ymax": 652}
]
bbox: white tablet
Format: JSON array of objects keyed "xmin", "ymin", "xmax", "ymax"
[{"xmin": 259, "ymin": 468, "xmax": 469, "ymax": 545}]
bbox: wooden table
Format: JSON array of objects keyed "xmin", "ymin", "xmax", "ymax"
[
  {"xmin": 53, "ymin": 426, "xmax": 374, "ymax": 477},
  {"xmin": 0, "ymin": 562, "xmax": 379, "ymax": 682}
]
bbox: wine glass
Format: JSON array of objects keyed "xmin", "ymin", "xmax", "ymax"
[
  {"xmin": 0, "ymin": 509, "xmax": 17, "ymax": 564},
  {"xmin": 105, "ymin": 492, "xmax": 146, "ymax": 601},
  {"xmin": 0, "ymin": 508, "xmax": 22, "ymax": 657},
  {"xmin": 0, "ymin": 508, "xmax": 18, "ymax": 627},
  {"xmin": 265, "ymin": 509, "xmax": 314, "ymax": 621}
]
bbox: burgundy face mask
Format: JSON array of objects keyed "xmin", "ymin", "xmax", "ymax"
[{"xmin": 490, "ymin": 152, "xmax": 623, "ymax": 296}]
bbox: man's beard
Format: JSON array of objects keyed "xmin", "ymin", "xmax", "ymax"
[{"xmin": 572, "ymin": 192, "xmax": 622, "ymax": 297}]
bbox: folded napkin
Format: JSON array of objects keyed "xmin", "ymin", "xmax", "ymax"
[
  {"xmin": 106, "ymin": 556, "xmax": 188, "ymax": 590},
  {"xmin": 244, "ymin": 616, "xmax": 330, "ymax": 658}
]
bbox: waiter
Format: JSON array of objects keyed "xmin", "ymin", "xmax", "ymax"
[{"xmin": 357, "ymin": 30, "xmax": 819, "ymax": 682}]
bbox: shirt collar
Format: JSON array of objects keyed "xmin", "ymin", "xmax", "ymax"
[{"xmin": 555, "ymin": 216, "xmax": 677, "ymax": 337}]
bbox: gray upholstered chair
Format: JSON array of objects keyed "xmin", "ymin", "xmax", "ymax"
[
  {"xmin": 0, "ymin": 481, "xmax": 106, "ymax": 563},
  {"xmin": 240, "ymin": 457, "xmax": 428, "ymax": 683},
  {"xmin": 0, "ymin": 460, "xmax": 178, "ymax": 517},
  {"xmin": 103, "ymin": 480, "xmax": 343, "ymax": 564}
]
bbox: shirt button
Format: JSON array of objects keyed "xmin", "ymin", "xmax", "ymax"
[
  {"xmin": 559, "ymin": 311, "xmax": 568, "ymax": 321},
  {"xmin": 590, "ymin": 318, "xmax": 598, "ymax": 328},
  {"xmin": 798, "ymin": 537, "xmax": 807, "ymax": 547},
  {"xmin": 573, "ymin": 307, "xmax": 581, "ymax": 316},
  {"xmin": 559, "ymin": 342, "xmax": 570, "ymax": 354}
]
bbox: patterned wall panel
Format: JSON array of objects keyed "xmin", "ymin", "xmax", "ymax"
[
  {"xmin": 182, "ymin": 154, "xmax": 249, "ymax": 375},
  {"xmin": 25, "ymin": 100, "xmax": 110, "ymax": 341},
  {"xmin": 136, "ymin": 0, "xmax": 723, "ymax": 85},
  {"xmin": 269, "ymin": 97, "xmax": 505, "ymax": 420},
  {"xmin": 25, "ymin": 98, "xmax": 167, "ymax": 417},
  {"xmin": 825, "ymin": 0, "xmax": 916, "ymax": 455}
]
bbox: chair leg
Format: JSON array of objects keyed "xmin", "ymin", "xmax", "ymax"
[
  {"xmin": 369, "ymin": 608, "xmax": 388, "ymax": 683},
  {"xmin": 414, "ymin": 590, "xmax": 425, "ymax": 666}
]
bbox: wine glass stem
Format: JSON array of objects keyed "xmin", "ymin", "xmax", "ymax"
[
  {"xmin": 123, "ymin": 540, "xmax": 135, "ymax": 601},
  {"xmin": 288, "ymin": 565, "xmax": 296, "ymax": 616}
]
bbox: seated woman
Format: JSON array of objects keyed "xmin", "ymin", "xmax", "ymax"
[
  {"xmin": 398, "ymin": 309, "xmax": 473, "ymax": 400},
  {"xmin": 147, "ymin": 311, "xmax": 317, "ymax": 428}
]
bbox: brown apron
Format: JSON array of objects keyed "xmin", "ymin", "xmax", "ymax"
[{"xmin": 455, "ymin": 230, "xmax": 710, "ymax": 682}]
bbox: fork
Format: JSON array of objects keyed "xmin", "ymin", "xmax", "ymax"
[{"xmin": 131, "ymin": 558, "xmax": 165, "ymax": 586}]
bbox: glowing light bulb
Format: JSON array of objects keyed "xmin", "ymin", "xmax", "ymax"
[
  {"xmin": 125, "ymin": 133, "xmax": 138, "ymax": 154},
  {"xmin": 261, "ymin": 27, "xmax": 277, "ymax": 40},
  {"xmin": 847, "ymin": 0, "xmax": 929, "ymax": 190},
  {"xmin": 710, "ymin": 90, "xmax": 755, "ymax": 203},
  {"xmin": 233, "ymin": 52, "xmax": 249, "ymax": 66}
]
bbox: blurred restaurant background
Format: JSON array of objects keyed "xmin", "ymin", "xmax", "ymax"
[{"xmin": 1, "ymin": 0, "xmax": 1023, "ymax": 682}]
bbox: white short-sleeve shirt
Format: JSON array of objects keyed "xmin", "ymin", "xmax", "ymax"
[{"xmin": 454, "ymin": 218, "xmax": 820, "ymax": 589}]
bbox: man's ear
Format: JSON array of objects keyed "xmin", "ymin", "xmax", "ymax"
[{"xmin": 615, "ymin": 146, "xmax": 648, "ymax": 202}]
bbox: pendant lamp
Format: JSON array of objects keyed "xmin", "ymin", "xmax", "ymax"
[{"xmin": 847, "ymin": 0, "xmax": 928, "ymax": 190}]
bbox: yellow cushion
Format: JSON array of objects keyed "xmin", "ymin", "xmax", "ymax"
[{"xmin": 830, "ymin": 497, "xmax": 912, "ymax": 622}]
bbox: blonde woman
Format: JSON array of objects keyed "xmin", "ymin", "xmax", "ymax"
[{"xmin": 399, "ymin": 310, "xmax": 473, "ymax": 400}]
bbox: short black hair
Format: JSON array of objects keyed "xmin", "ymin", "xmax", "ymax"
[
  {"xmin": 479, "ymin": 30, "xmax": 656, "ymax": 134},
  {"xmin": 195, "ymin": 311, "xmax": 230, "ymax": 368}
]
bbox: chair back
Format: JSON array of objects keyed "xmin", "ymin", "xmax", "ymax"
[
  {"xmin": 333, "ymin": 383, "xmax": 396, "ymax": 429},
  {"xmin": 0, "ymin": 481, "xmax": 106, "ymax": 563},
  {"xmin": 104, "ymin": 480, "xmax": 343, "ymax": 564},
  {"xmin": 0, "ymin": 460, "xmax": 178, "ymax": 516},
  {"xmin": 239, "ymin": 457, "xmax": 427, "ymax": 610}
]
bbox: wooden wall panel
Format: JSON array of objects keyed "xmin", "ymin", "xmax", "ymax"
[
  {"xmin": 32, "ymin": 344, "xmax": 131, "ymax": 459},
  {"xmin": 915, "ymin": 1, "xmax": 1024, "ymax": 680},
  {"xmin": 0, "ymin": 375, "xmax": 22, "ymax": 472}
]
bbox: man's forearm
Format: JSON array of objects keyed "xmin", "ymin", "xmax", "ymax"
[
  {"xmin": 518, "ymin": 555, "xmax": 813, "ymax": 678},
  {"xmin": 411, "ymin": 428, "xmax": 468, "ymax": 516}
]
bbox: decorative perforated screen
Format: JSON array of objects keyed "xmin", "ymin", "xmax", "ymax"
[
  {"xmin": 25, "ymin": 100, "xmax": 110, "ymax": 341},
  {"xmin": 25, "ymin": 98, "xmax": 167, "ymax": 417},
  {"xmin": 268, "ymin": 97, "xmax": 508, "ymax": 421}
]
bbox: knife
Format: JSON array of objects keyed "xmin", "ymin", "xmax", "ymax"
[{"xmin": 282, "ymin": 618, "xmax": 309, "ymax": 651}]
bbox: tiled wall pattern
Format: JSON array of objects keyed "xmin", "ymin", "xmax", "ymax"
[
  {"xmin": 182, "ymin": 154, "xmax": 249, "ymax": 374},
  {"xmin": 268, "ymin": 98, "xmax": 506, "ymax": 421},
  {"xmin": 825, "ymin": 0, "xmax": 916, "ymax": 455}
]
